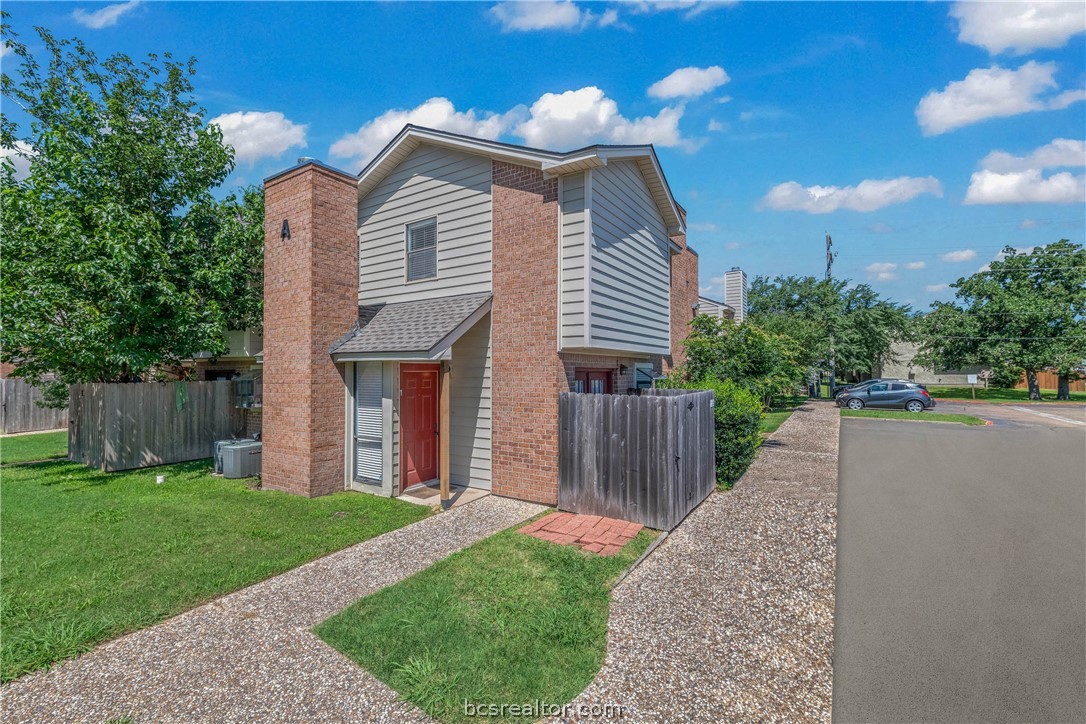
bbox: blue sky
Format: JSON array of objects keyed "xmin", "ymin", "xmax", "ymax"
[{"xmin": 3, "ymin": 1, "xmax": 1084, "ymax": 309}]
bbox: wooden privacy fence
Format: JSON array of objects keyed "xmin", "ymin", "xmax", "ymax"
[
  {"xmin": 69, "ymin": 381, "xmax": 236, "ymax": 471},
  {"xmin": 558, "ymin": 388, "xmax": 715, "ymax": 531},
  {"xmin": 1, "ymin": 378, "xmax": 68, "ymax": 434},
  {"xmin": 1015, "ymin": 370, "xmax": 1086, "ymax": 392}
]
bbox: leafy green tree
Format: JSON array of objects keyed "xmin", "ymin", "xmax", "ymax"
[
  {"xmin": 677, "ymin": 315, "xmax": 805, "ymax": 409},
  {"xmin": 915, "ymin": 241, "xmax": 1086, "ymax": 400},
  {"xmin": 747, "ymin": 275, "xmax": 911, "ymax": 382},
  {"xmin": 0, "ymin": 22, "xmax": 263, "ymax": 406}
]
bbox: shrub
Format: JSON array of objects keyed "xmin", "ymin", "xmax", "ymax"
[{"xmin": 659, "ymin": 377, "xmax": 763, "ymax": 489}]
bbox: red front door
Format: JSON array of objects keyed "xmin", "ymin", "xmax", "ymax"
[{"xmin": 400, "ymin": 364, "xmax": 439, "ymax": 488}]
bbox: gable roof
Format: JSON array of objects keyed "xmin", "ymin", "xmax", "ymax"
[
  {"xmin": 329, "ymin": 292, "xmax": 493, "ymax": 361},
  {"xmin": 357, "ymin": 125, "xmax": 686, "ymax": 235}
]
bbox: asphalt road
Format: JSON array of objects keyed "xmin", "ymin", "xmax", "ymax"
[{"xmin": 833, "ymin": 408, "xmax": 1086, "ymax": 723}]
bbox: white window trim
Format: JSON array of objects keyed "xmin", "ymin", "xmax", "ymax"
[{"xmin": 404, "ymin": 217, "xmax": 438, "ymax": 284}]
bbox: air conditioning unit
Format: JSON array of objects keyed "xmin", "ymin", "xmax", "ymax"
[
  {"xmin": 223, "ymin": 441, "xmax": 262, "ymax": 479},
  {"xmin": 213, "ymin": 439, "xmax": 236, "ymax": 474}
]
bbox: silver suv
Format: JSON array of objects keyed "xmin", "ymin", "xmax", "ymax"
[{"xmin": 836, "ymin": 380, "xmax": 935, "ymax": 412}]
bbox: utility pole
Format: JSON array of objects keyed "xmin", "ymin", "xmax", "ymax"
[{"xmin": 826, "ymin": 232, "xmax": 836, "ymax": 397}]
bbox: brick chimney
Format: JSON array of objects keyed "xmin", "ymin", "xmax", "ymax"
[{"xmin": 262, "ymin": 161, "xmax": 357, "ymax": 497}]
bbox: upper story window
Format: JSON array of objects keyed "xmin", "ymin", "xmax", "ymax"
[{"xmin": 406, "ymin": 218, "xmax": 438, "ymax": 282}]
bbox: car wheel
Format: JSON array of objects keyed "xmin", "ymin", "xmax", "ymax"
[
  {"xmin": 905, "ymin": 400, "xmax": 924, "ymax": 413},
  {"xmin": 847, "ymin": 398, "xmax": 864, "ymax": 410}
]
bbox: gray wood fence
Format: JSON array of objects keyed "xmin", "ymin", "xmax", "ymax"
[
  {"xmin": 557, "ymin": 389, "xmax": 715, "ymax": 531},
  {"xmin": 69, "ymin": 381, "xmax": 236, "ymax": 471},
  {"xmin": 1, "ymin": 378, "xmax": 68, "ymax": 434}
]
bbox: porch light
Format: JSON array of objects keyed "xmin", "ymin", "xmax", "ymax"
[{"xmin": 619, "ymin": 364, "xmax": 628, "ymax": 375}]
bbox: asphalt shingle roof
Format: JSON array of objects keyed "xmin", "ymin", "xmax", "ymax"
[{"xmin": 329, "ymin": 292, "xmax": 492, "ymax": 356}]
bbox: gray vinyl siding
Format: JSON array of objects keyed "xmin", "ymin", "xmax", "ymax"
[
  {"xmin": 359, "ymin": 144, "xmax": 492, "ymax": 304},
  {"xmin": 390, "ymin": 362, "xmax": 400, "ymax": 493},
  {"xmin": 587, "ymin": 161, "xmax": 671, "ymax": 355},
  {"xmin": 449, "ymin": 313, "xmax": 492, "ymax": 490},
  {"xmin": 560, "ymin": 173, "xmax": 587, "ymax": 348}
]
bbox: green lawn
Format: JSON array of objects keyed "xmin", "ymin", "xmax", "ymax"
[
  {"xmin": 1, "ymin": 430, "xmax": 67, "ymax": 465},
  {"xmin": 928, "ymin": 386, "xmax": 1086, "ymax": 403},
  {"xmin": 315, "ymin": 520, "xmax": 655, "ymax": 722},
  {"xmin": 0, "ymin": 459, "xmax": 430, "ymax": 682},
  {"xmin": 841, "ymin": 409, "xmax": 988, "ymax": 426}
]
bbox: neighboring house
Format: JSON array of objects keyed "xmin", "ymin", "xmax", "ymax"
[
  {"xmin": 260, "ymin": 125, "xmax": 699, "ymax": 504},
  {"xmin": 696, "ymin": 295, "xmax": 736, "ymax": 321},
  {"xmin": 187, "ymin": 330, "xmax": 263, "ymax": 381},
  {"xmin": 873, "ymin": 341, "xmax": 985, "ymax": 386}
]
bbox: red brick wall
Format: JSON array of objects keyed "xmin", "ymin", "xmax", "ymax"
[
  {"xmin": 262, "ymin": 164, "xmax": 357, "ymax": 497},
  {"xmin": 667, "ymin": 242, "xmax": 699, "ymax": 373},
  {"xmin": 490, "ymin": 161, "xmax": 563, "ymax": 504}
]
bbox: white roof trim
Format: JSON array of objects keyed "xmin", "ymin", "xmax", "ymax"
[{"xmin": 357, "ymin": 125, "xmax": 685, "ymax": 234}]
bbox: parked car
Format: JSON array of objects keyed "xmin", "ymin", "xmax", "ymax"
[
  {"xmin": 832, "ymin": 378, "xmax": 885, "ymax": 397},
  {"xmin": 836, "ymin": 381, "xmax": 935, "ymax": 412}
]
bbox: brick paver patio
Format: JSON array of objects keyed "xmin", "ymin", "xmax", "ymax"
[{"xmin": 519, "ymin": 512, "xmax": 643, "ymax": 555}]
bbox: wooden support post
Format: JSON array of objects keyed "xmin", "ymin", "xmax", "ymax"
[{"xmin": 439, "ymin": 361, "xmax": 451, "ymax": 509}]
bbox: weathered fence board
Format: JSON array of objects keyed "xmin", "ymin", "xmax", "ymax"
[
  {"xmin": 69, "ymin": 381, "xmax": 236, "ymax": 471},
  {"xmin": 1, "ymin": 379, "xmax": 68, "ymax": 434},
  {"xmin": 557, "ymin": 389, "xmax": 715, "ymax": 531}
]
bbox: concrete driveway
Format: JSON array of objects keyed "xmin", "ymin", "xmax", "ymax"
[{"xmin": 833, "ymin": 409, "xmax": 1086, "ymax": 722}]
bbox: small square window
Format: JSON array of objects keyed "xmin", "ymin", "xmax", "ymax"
[{"xmin": 406, "ymin": 218, "xmax": 437, "ymax": 281}]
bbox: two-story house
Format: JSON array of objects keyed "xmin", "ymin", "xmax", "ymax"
[{"xmin": 260, "ymin": 125, "xmax": 699, "ymax": 505}]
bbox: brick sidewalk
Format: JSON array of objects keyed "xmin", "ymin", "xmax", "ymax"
[{"xmin": 519, "ymin": 512, "xmax": 643, "ymax": 555}]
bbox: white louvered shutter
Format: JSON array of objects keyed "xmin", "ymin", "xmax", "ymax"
[{"xmin": 354, "ymin": 362, "xmax": 383, "ymax": 482}]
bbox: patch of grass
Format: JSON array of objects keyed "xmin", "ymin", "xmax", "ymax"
[
  {"xmin": 841, "ymin": 409, "xmax": 988, "ymax": 426},
  {"xmin": 1, "ymin": 430, "xmax": 67, "ymax": 465},
  {"xmin": 0, "ymin": 459, "xmax": 430, "ymax": 682},
  {"xmin": 315, "ymin": 521, "xmax": 655, "ymax": 722},
  {"xmin": 928, "ymin": 386, "xmax": 1086, "ymax": 403},
  {"xmin": 761, "ymin": 395, "xmax": 806, "ymax": 435}
]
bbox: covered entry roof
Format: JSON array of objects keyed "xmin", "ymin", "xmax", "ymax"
[{"xmin": 329, "ymin": 292, "xmax": 492, "ymax": 361}]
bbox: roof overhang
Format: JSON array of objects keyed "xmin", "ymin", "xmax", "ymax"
[
  {"xmin": 357, "ymin": 125, "xmax": 686, "ymax": 235},
  {"xmin": 330, "ymin": 295, "xmax": 492, "ymax": 363}
]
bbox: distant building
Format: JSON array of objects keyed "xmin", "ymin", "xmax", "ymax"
[
  {"xmin": 873, "ymin": 341, "xmax": 985, "ymax": 386},
  {"xmin": 723, "ymin": 267, "xmax": 747, "ymax": 323},
  {"xmin": 696, "ymin": 295, "xmax": 736, "ymax": 321}
]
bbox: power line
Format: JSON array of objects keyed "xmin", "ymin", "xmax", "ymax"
[{"xmin": 922, "ymin": 335, "xmax": 1086, "ymax": 340}]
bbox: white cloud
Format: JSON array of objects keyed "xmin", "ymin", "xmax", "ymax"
[
  {"xmin": 648, "ymin": 65, "xmax": 729, "ymax": 99},
  {"xmin": 0, "ymin": 41, "xmax": 11, "ymax": 59},
  {"xmin": 965, "ymin": 170, "xmax": 1085, "ymax": 205},
  {"xmin": 0, "ymin": 141, "xmax": 33, "ymax": 180},
  {"xmin": 915, "ymin": 62, "xmax": 1083, "ymax": 136},
  {"xmin": 687, "ymin": 222, "xmax": 719, "ymax": 232},
  {"xmin": 1019, "ymin": 218, "xmax": 1052, "ymax": 230},
  {"xmin": 724, "ymin": 241, "xmax": 742, "ymax": 250},
  {"xmin": 715, "ymin": 95, "xmax": 733, "ymax": 104},
  {"xmin": 210, "ymin": 111, "xmax": 307, "ymax": 165},
  {"xmin": 978, "ymin": 138, "xmax": 1085, "ymax": 173},
  {"xmin": 514, "ymin": 86, "xmax": 686, "ymax": 150},
  {"xmin": 488, "ymin": 1, "xmax": 615, "ymax": 32},
  {"xmin": 866, "ymin": 262, "xmax": 898, "ymax": 282},
  {"xmin": 965, "ymin": 138, "xmax": 1086, "ymax": 205},
  {"xmin": 629, "ymin": 1, "xmax": 734, "ymax": 21},
  {"xmin": 331, "ymin": 87, "xmax": 689, "ymax": 168},
  {"xmin": 940, "ymin": 249, "xmax": 977, "ymax": 263},
  {"xmin": 707, "ymin": 119, "xmax": 728, "ymax": 132},
  {"xmin": 925, "ymin": 283, "xmax": 950, "ymax": 293},
  {"xmin": 904, "ymin": 261, "xmax": 926, "ymax": 270},
  {"xmin": 760, "ymin": 176, "xmax": 943, "ymax": 214},
  {"xmin": 867, "ymin": 222, "xmax": 893, "ymax": 234},
  {"xmin": 330, "ymin": 97, "xmax": 520, "ymax": 167},
  {"xmin": 950, "ymin": 2, "xmax": 1086, "ymax": 55},
  {"xmin": 72, "ymin": 0, "xmax": 141, "ymax": 29}
]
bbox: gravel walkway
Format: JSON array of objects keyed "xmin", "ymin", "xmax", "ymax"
[
  {"xmin": 2, "ymin": 496, "xmax": 544, "ymax": 723},
  {"xmin": 563, "ymin": 402, "xmax": 839, "ymax": 722}
]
